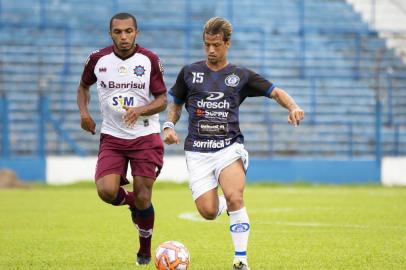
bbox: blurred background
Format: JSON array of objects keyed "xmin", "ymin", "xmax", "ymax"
[{"xmin": 0, "ymin": 0, "xmax": 405, "ymax": 185}]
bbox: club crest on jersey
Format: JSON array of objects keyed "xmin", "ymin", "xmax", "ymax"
[
  {"xmin": 108, "ymin": 93, "xmax": 137, "ymax": 113},
  {"xmin": 133, "ymin": 65, "xmax": 145, "ymax": 77},
  {"xmin": 225, "ymin": 74, "xmax": 240, "ymax": 87},
  {"xmin": 118, "ymin": 65, "xmax": 128, "ymax": 76}
]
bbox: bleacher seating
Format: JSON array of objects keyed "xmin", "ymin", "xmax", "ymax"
[{"xmin": 0, "ymin": 0, "xmax": 405, "ymax": 158}]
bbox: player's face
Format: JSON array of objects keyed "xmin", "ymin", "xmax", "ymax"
[
  {"xmin": 204, "ymin": 33, "xmax": 230, "ymax": 66},
  {"xmin": 110, "ymin": 18, "xmax": 138, "ymax": 54}
]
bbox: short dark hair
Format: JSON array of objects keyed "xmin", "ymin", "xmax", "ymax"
[{"xmin": 109, "ymin": 12, "xmax": 137, "ymax": 31}]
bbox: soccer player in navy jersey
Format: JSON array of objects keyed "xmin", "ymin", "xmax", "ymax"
[
  {"xmin": 163, "ymin": 17, "xmax": 304, "ymax": 270},
  {"xmin": 77, "ymin": 13, "xmax": 167, "ymax": 266}
]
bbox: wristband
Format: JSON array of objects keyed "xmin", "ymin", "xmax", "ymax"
[{"xmin": 163, "ymin": 121, "xmax": 175, "ymax": 130}]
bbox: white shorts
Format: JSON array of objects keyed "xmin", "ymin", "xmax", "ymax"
[{"xmin": 185, "ymin": 143, "xmax": 249, "ymax": 200}]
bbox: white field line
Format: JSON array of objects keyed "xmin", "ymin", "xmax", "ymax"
[
  {"xmin": 178, "ymin": 210, "xmax": 406, "ymax": 230},
  {"xmin": 178, "ymin": 212, "xmax": 220, "ymax": 223}
]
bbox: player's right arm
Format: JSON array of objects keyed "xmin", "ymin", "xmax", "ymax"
[
  {"xmin": 270, "ymin": 87, "xmax": 304, "ymax": 127},
  {"xmin": 163, "ymin": 66, "xmax": 187, "ymax": 145},
  {"xmin": 163, "ymin": 102, "xmax": 183, "ymax": 145},
  {"xmin": 77, "ymin": 80, "xmax": 96, "ymax": 135},
  {"xmin": 77, "ymin": 51, "xmax": 99, "ymax": 135}
]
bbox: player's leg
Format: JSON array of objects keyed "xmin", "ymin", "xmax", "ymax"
[
  {"xmin": 219, "ymin": 159, "xmax": 246, "ymax": 210},
  {"xmin": 95, "ymin": 135, "xmax": 135, "ymax": 207},
  {"xmin": 219, "ymin": 159, "xmax": 250, "ymax": 270},
  {"xmin": 185, "ymin": 151, "xmax": 227, "ymax": 220},
  {"xmin": 194, "ymin": 187, "xmax": 227, "ymax": 220},
  {"xmin": 131, "ymin": 175, "xmax": 155, "ymax": 265},
  {"xmin": 128, "ymin": 133, "xmax": 164, "ymax": 265},
  {"xmin": 95, "ymin": 175, "xmax": 135, "ymax": 207}
]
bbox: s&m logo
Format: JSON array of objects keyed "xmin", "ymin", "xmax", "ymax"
[{"xmin": 108, "ymin": 93, "xmax": 137, "ymax": 112}]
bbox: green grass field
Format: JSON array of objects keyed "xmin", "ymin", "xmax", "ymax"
[{"xmin": 1, "ymin": 182, "xmax": 405, "ymax": 270}]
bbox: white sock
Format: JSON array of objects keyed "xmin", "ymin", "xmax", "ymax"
[
  {"xmin": 217, "ymin": 195, "xmax": 227, "ymax": 217},
  {"xmin": 229, "ymin": 207, "xmax": 250, "ymax": 264}
]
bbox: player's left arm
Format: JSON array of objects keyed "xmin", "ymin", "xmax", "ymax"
[
  {"xmin": 270, "ymin": 87, "xmax": 304, "ymax": 127},
  {"xmin": 123, "ymin": 93, "xmax": 167, "ymax": 127}
]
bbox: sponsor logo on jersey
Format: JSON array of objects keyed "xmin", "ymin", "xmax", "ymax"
[
  {"xmin": 198, "ymin": 121, "xmax": 228, "ymax": 136},
  {"xmin": 192, "ymin": 139, "xmax": 224, "ymax": 149},
  {"xmin": 118, "ymin": 65, "xmax": 128, "ymax": 75},
  {"xmin": 99, "ymin": 67, "xmax": 107, "ymax": 72},
  {"xmin": 195, "ymin": 109, "xmax": 229, "ymax": 119},
  {"xmin": 84, "ymin": 57, "xmax": 90, "ymax": 66},
  {"xmin": 107, "ymin": 81, "xmax": 145, "ymax": 89},
  {"xmin": 90, "ymin": 49, "xmax": 100, "ymax": 55},
  {"xmin": 84, "ymin": 49, "xmax": 100, "ymax": 66},
  {"xmin": 225, "ymin": 74, "xmax": 240, "ymax": 87},
  {"xmin": 197, "ymin": 99, "xmax": 230, "ymax": 109},
  {"xmin": 206, "ymin": 92, "xmax": 224, "ymax": 101},
  {"xmin": 230, "ymin": 223, "xmax": 250, "ymax": 233},
  {"xmin": 192, "ymin": 138, "xmax": 231, "ymax": 149},
  {"xmin": 205, "ymin": 110, "xmax": 229, "ymax": 118},
  {"xmin": 133, "ymin": 65, "xmax": 145, "ymax": 77},
  {"xmin": 196, "ymin": 108, "xmax": 205, "ymax": 117},
  {"xmin": 158, "ymin": 59, "xmax": 164, "ymax": 74},
  {"xmin": 108, "ymin": 93, "xmax": 137, "ymax": 112}
]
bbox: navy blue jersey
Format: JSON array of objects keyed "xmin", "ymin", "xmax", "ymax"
[{"xmin": 170, "ymin": 61, "xmax": 274, "ymax": 153}]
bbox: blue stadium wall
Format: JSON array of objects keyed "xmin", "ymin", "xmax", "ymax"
[
  {"xmin": 247, "ymin": 159, "xmax": 380, "ymax": 183},
  {"xmin": 0, "ymin": 158, "xmax": 46, "ymax": 181}
]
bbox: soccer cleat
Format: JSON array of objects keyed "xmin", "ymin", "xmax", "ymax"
[
  {"xmin": 136, "ymin": 254, "xmax": 151, "ymax": 266},
  {"xmin": 232, "ymin": 258, "xmax": 250, "ymax": 270}
]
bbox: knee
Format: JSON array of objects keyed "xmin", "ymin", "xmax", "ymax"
[
  {"xmin": 226, "ymin": 193, "xmax": 244, "ymax": 211},
  {"xmin": 134, "ymin": 189, "xmax": 151, "ymax": 209},
  {"xmin": 97, "ymin": 184, "xmax": 117, "ymax": 203},
  {"xmin": 199, "ymin": 209, "xmax": 217, "ymax": 220},
  {"xmin": 197, "ymin": 206, "xmax": 218, "ymax": 220}
]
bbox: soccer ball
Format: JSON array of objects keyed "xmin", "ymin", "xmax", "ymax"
[{"xmin": 155, "ymin": 240, "xmax": 190, "ymax": 270}]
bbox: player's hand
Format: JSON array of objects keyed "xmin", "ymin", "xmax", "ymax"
[
  {"xmin": 288, "ymin": 107, "xmax": 304, "ymax": 127},
  {"xmin": 122, "ymin": 106, "xmax": 141, "ymax": 128},
  {"xmin": 80, "ymin": 115, "xmax": 96, "ymax": 135},
  {"xmin": 163, "ymin": 128, "xmax": 180, "ymax": 145}
]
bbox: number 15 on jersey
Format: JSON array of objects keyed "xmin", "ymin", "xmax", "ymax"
[{"xmin": 192, "ymin": 72, "xmax": 204, "ymax": 83}]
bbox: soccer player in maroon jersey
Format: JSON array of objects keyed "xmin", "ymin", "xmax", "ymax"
[
  {"xmin": 163, "ymin": 17, "xmax": 304, "ymax": 270},
  {"xmin": 77, "ymin": 13, "xmax": 167, "ymax": 266}
]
